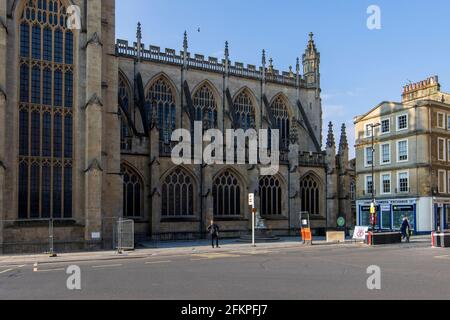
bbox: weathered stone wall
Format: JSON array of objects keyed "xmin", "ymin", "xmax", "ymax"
[{"xmin": 0, "ymin": 0, "xmax": 7, "ymax": 249}]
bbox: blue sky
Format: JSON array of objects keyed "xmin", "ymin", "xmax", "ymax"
[{"xmin": 116, "ymin": 0, "xmax": 450, "ymax": 157}]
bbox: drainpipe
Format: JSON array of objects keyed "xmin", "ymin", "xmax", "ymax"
[{"xmin": 428, "ymin": 104, "xmax": 434, "ymax": 229}]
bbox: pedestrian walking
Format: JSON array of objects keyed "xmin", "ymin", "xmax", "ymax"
[
  {"xmin": 401, "ymin": 217, "xmax": 412, "ymax": 243},
  {"xmin": 208, "ymin": 220, "xmax": 220, "ymax": 248}
]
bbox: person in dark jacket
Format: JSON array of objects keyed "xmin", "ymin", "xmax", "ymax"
[
  {"xmin": 208, "ymin": 220, "xmax": 220, "ymax": 248},
  {"xmin": 401, "ymin": 217, "xmax": 411, "ymax": 243}
]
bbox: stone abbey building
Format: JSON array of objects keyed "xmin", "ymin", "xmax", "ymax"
[{"xmin": 0, "ymin": 0, "xmax": 354, "ymax": 251}]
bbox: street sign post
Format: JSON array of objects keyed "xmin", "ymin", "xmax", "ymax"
[{"xmin": 248, "ymin": 193, "xmax": 256, "ymax": 247}]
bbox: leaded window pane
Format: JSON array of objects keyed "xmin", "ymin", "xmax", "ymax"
[
  {"xmin": 234, "ymin": 91, "xmax": 256, "ymax": 130},
  {"xmin": 42, "ymin": 165, "xmax": 51, "ymax": 218},
  {"xmin": 64, "ymin": 116, "xmax": 73, "ymax": 158},
  {"xmin": 19, "ymin": 162, "xmax": 29, "ymax": 219},
  {"xmin": 30, "ymin": 163, "xmax": 40, "ymax": 218},
  {"xmin": 193, "ymin": 85, "xmax": 218, "ymax": 129},
  {"xmin": 213, "ymin": 171, "xmax": 241, "ymax": 216},
  {"xmin": 64, "ymin": 72, "xmax": 73, "ymax": 108},
  {"xmin": 20, "ymin": 64, "xmax": 29, "ymax": 103},
  {"xmin": 54, "ymin": 70, "xmax": 62, "ymax": 106},
  {"xmin": 31, "ymin": 66, "xmax": 41, "ymax": 104},
  {"xmin": 65, "ymin": 31, "xmax": 73, "ymax": 64},
  {"xmin": 260, "ymin": 176, "xmax": 283, "ymax": 216},
  {"xmin": 271, "ymin": 97, "xmax": 290, "ymax": 150},
  {"xmin": 43, "ymin": 68, "xmax": 52, "ymax": 105},
  {"xmin": 53, "ymin": 113, "xmax": 62, "ymax": 157},
  {"xmin": 119, "ymin": 76, "xmax": 133, "ymax": 151},
  {"xmin": 20, "ymin": 23, "xmax": 30, "ymax": 58},
  {"xmin": 19, "ymin": 110, "xmax": 29, "ymax": 156},
  {"xmin": 161, "ymin": 169, "xmax": 195, "ymax": 217},
  {"xmin": 31, "ymin": 111, "xmax": 40, "ymax": 156},
  {"xmin": 300, "ymin": 175, "xmax": 321, "ymax": 215},
  {"xmin": 122, "ymin": 165, "xmax": 143, "ymax": 218},
  {"xmin": 54, "ymin": 29, "xmax": 63, "ymax": 63},
  {"xmin": 43, "ymin": 27, "xmax": 52, "ymax": 61},
  {"xmin": 146, "ymin": 78, "xmax": 177, "ymax": 154},
  {"xmin": 53, "ymin": 165, "xmax": 62, "ymax": 218},
  {"xmin": 32, "ymin": 25, "xmax": 41, "ymax": 60}
]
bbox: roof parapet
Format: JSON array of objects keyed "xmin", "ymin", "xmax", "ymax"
[{"xmin": 115, "ymin": 38, "xmax": 307, "ymax": 88}]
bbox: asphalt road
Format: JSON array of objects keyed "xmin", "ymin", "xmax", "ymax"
[{"xmin": 1, "ymin": 244, "xmax": 450, "ymax": 300}]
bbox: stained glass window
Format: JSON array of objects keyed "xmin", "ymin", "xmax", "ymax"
[
  {"xmin": 161, "ymin": 168, "xmax": 195, "ymax": 217},
  {"xmin": 193, "ymin": 84, "xmax": 218, "ymax": 129},
  {"xmin": 300, "ymin": 175, "xmax": 321, "ymax": 215},
  {"xmin": 213, "ymin": 171, "xmax": 241, "ymax": 217},
  {"xmin": 234, "ymin": 91, "xmax": 256, "ymax": 130},
  {"xmin": 119, "ymin": 75, "xmax": 133, "ymax": 151},
  {"xmin": 122, "ymin": 165, "xmax": 143, "ymax": 218},
  {"xmin": 146, "ymin": 77, "xmax": 177, "ymax": 155},
  {"xmin": 271, "ymin": 96, "xmax": 290, "ymax": 151},
  {"xmin": 18, "ymin": 0, "xmax": 74, "ymax": 219},
  {"xmin": 259, "ymin": 176, "xmax": 282, "ymax": 216}
]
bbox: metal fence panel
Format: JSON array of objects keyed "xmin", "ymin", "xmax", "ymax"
[{"xmin": 117, "ymin": 219, "xmax": 134, "ymax": 251}]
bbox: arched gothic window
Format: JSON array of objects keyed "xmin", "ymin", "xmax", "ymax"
[
  {"xmin": 234, "ymin": 91, "xmax": 256, "ymax": 130},
  {"xmin": 161, "ymin": 169, "xmax": 195, "ymax": 217},
  {"xmin": 271, "ymin": 96, "xmax": 290, "ymax": 151},
  {"xmin": 121, "ymin": 165, "xmax": 143, "ymax": 218},
  {"xmin": 193, "ymin": 84, "xmax": 218, "ymax": 129},
  {"xmin": 146, "ymin": 77, "xmax": 176, "ymax": 155},
  {"xmin": 300, "ymin": 175, "xmax": 321, "ymax": 216},
  {"xmin": 119, "ymin": 75, "xmax": 133, "ymax": 151},
  {"xmin": 18, "ymin": 0, "xmax": 74, "ymax": 219},
  {"xmin": 259, "ymin": 176, "xmax": 282, "ymax": 216},
  {"xmin": 213, "ymin": 171, "xmax": 241, "ymax": 217}
]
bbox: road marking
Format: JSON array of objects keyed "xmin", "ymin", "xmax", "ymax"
[
  {"xmin": 191, "ymin": 253, "xmax": 241, "ymax": 261},
  {"xmin": 34, "ymin": 268, "xmax": 65, "ymax": 273},
  {"xmin": 33, "ymin": 263, "xmax": 38, "ymax": 272},
  {"xmin": 435, "ymin": 255, "xmax": 450, "ymax": 260},
  {"xmin": 0, "ymin": 264, "xmax": 26, "ymax": 268},
  {"xmin": 0, "ymin": 269, "xmax": 14, "ymax": 275},
  {"xmin": 92, "ymin": 264, "xmax": 122, "ymax": 269},
  {"xmin": 145, "ymin": 260, "xmax": 172, "ymax": 265},
  {"xmin": 232, "ymin": 250, "xmax": 272, "ymax": 255}
]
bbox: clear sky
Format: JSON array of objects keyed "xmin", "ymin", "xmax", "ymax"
[{"xmin": 116, "ymin": 0, "xmax": 450, "ymax": 157}]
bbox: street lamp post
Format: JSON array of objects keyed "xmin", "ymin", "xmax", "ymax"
[{"xmin": 370, "ymin": 123, "xmax": 381, "ymax": 232}]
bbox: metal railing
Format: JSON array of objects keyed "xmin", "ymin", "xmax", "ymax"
[{"xmin": 0, "ymin": 217, "xmax": 121, "ymax": 255}]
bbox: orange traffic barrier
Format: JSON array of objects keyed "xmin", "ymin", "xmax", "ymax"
[{"xmin": 301, "ymin": 228, "xmax": 312, "ymax": 242}]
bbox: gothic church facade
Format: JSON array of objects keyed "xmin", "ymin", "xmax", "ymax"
[{"xmin": 0, "ymin": 0, "xmax": 354, "ymax": 251}]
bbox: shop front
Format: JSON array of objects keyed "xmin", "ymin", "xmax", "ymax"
[
  {"xmin": 433, "ymin": 199, "xmax": 450, "ymax": 232},
  {"xmin": 357, "ymin": 199, "xmax": 417, "ymax": 233}
]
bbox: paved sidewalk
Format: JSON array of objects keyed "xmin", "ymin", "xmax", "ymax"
[{"xmin": 0, "ymin": 235, "xmax": 432, "ymax": 266}]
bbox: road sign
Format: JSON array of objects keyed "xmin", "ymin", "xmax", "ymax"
[
  {"xmin": 337, "ymin": 217, "xmax": 346, "ymax": 228},
  {"xmin": 353, "ymin": 226, "xmax": 369, "ymax": 241},
  {"xmin": 370, "ymin": 203, "xmax": 376, "ymax": 214},
  {"xmin": 248, "ymin": 193, "xmax": 254, "ymax": 206}
]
